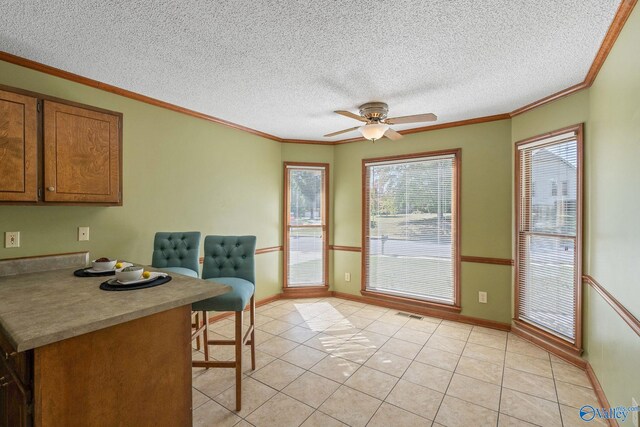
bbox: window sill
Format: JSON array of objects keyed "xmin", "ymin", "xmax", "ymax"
[
  {"xmin": 511, "ymin": 319, "xmax": 584, "ymax": 363},
  {"xmin": 360, "ymin": 290, "xmax": 461, "ymax": 314}
]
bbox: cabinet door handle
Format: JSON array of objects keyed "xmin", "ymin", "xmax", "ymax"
[{"xmin": 47, "ymin": 186, "xmax": 55, "ymax": 192}]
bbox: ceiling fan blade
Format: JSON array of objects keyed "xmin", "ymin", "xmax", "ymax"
[
  {"xmin": 335, "ymin": 110, "xmax": 368, "ymax": 122},
  {"xmin": 324, "ymin": 126, "xmax": 361, "ymax": 138},
  {"xmin": 385, "ymin": 113, "xmax": 437, "ymax": 125},
  {"xmin": 384, "ymin": 128, "xmax": 403, "ymax": 141}
]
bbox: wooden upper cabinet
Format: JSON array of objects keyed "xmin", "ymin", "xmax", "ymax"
[
  {"xmin": 0, "ymin": 85, "xmax": 122, "ymax": 206},
  {"xmin": 0, "ymin": 89, "xmax": 38, "ymax": 202},
  {"xmin": 43, "ymin": 100, "xmax": 121, "ymax": 204}
]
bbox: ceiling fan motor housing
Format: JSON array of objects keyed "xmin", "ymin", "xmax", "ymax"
[{"xmin": 359, "ymin": 102, "xmax": 389, "ymax": 122}]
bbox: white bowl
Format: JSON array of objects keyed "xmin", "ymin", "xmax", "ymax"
[
  {"xmin": 92, "ymin": 259, "xmax": 117, "ymax": 271},
  {"xmin": 116, "ymin": 267, "xmax": 144, "ymax": 282}
]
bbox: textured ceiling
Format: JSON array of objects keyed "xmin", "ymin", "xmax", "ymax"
[{"xmin": 0, "ymin": 1, "xmax": 621, "ymax": 141}]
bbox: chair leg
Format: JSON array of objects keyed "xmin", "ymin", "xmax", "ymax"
[
  {"xmin": 202, "ymin": 311, "xmax": 210, "ymax": 363},
  {"xmin": 194, "ymin": 312, "xmax": 201, "ymax": 351},
  {"xmin": 249, "ymin": 294, "xmax": 256, "ymax": 371},
  {"xmin": 235, "ymin": 310, "xmax": 243, "ymax": 412}
]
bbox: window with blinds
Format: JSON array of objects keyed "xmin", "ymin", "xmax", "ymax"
[
  {"xmin": 284, "ymin": 163, "xmax": 328, "ymax": 288},
  {"xmin": 516, "ymin": 127, "xmax": 582, "ymax": 344},
  {"xmin": 363, "ymin": 151, "xmax": 459, "ymax": 305}
]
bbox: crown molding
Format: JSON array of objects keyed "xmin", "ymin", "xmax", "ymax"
[
  {"xmin": 584, "ymin": 0, "xmax": 637, "ymax": 85},
  {"xmin": 0, "ymin": 0, "xmax": 635, "ymax": 144},
  {"xmin": 278, "ymin": 113, "xmax": 512, "ymax": 145},
  {"xmin": 510, "ymin": 0, "xmax": 637, "ymax": 117},
  {"xmin": 0, "ymin": 51, "xmax": 285, "ymax": 143}
]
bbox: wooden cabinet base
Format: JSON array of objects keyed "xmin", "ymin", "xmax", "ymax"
[{"xmin": 33, "ymin": 306, "xmax": 191, "ymax": 427}]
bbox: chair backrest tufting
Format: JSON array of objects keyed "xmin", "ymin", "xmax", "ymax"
[
  {"xmin": 152, "ymin": 232, "xmax": 201, "ymax": 274},
  {"xmin": 202, "ymin": 235, "xmax": 256, "ymax": 284}
]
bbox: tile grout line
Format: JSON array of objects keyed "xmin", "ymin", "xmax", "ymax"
[
  {"xmin": 297, "ymin": 300, "xmax": 391, "ymax": 425},
  {"xmin": 240, "ymin": 299, "xmax": 351, "ymax": 422},
  {"xmin": 429, "ymin": 323, "xmax": 470, "ymax": 425},
  {"xmin": 551, "ymin": 359, "xmax": 566, "ymax": 427},
  {"xmin": 315, "ymin": 303, "xmax": 429, "ymax": 422},
  {"xmin": 496, "ymin": 331, "xmax": 508, "ymax": 427},
  {"xmin": 212, "ymin": 303, "xmax": 437, "ymax": 391},
  {"xmin": 330, "ymin": 299, "xmax": 563, "ymax": 423},
  {"xmin": 204, "ymin": 301, "xmax": 325, "ymax": 422},
  {"xmin": 197, "ymin": 298, "xmax": 573, "ymax": 426},
  {"xmin": 246, "ymin": 299, "xmax": 387, "ymax": 425},
  {"xmin": 281, "ymin": 305, "xmax": 497, "ymax": 420},
  {"xmin": 494, "ymin": 334, "xmax": 549, "ymax": 427}
]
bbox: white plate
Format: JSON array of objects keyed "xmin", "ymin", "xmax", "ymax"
[
  {"xmin": 86, "ymin": 262, "xmax": 133, "ymax": 274},
  {"xmin": 112, "ymin": 272, "xmax": 168, "ymax": 286}
]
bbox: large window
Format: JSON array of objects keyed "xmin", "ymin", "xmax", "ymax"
[
  {"xmin": 284, "ymin": 163, "xmax": 328, "ymax": 290},
  {"xmin": 362, "ymin": 150, "xmax": 460, "ymax": 308},
  {"xmin": 515, "ymin": 125, "xmax": 583, "ymax": 349}
]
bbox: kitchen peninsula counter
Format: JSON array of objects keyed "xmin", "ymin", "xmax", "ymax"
[
  {"xmin": 0, "ymin": 260, "xmax": 229, "ymax": 427},
  {"xmin": 0, "ymin": 266, "xmax": 228, "ymax": 352}
]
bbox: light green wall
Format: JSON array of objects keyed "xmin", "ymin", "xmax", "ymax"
[
  {"xmin": 511, "ymin": 4, "xmax": 640, "ymax": 409},
  {"xmin": 0, "ymin": 60, "xmax": 282, "ymax": 300},
  {"xmin": 585, "ymin": 2, "xmax": 640, "ymax": 409},
  {"xmin": 332, "ymin": 120, "xmax": 514, "ymax": 322},
  {"xmin": 511, "ymin": 89, "xmax": 590, "ymax": 142}
]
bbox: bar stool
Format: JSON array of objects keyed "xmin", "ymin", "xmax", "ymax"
[
  {"xmin": 191, "ymin": 235, "xmax": 257, "ymax": 411},
  {"xmin": 152, "ymin": 231, "xmax": 202, "ymax": 349}
]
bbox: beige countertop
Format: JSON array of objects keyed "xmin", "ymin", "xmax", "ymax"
[{"xmin": 0, "ymin": 266, "xmax": 229, "ymax": 352}]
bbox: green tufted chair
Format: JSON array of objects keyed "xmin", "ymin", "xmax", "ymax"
[
  {"xmin": 152, "ymin": 232, "xmax": 201, "ymax": 278},
  {"xmin": 152, "ymin": 231, "xmax": 204, "ymax": 350},
  {"xmin": 191, "ymin": 235, "xmax": 257, "ymax": 412}
]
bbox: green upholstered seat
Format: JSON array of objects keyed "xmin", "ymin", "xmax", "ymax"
[
  {"xmin": 193, "ymin": 235, "xmax": 256, "ymax": 313},
  {"xmin": 152, "ymin": 232, "xmax": 201, "ymax": 277},
  {"xmin": 159, "ymin": 266, "xmax": 199, "ymax": 278},
  {"xmin": 193, "ymin": 277, "xmax": 254, "ymax": 312}
]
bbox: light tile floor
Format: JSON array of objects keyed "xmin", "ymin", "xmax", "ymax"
[{"xmin": 191, "ymin": 297, "xmax": 603, "ymax": 427}]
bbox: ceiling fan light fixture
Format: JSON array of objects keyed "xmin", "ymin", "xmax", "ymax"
[{"xmin": 360, "ymin": 123, "xmax": 389, "ymax": 141}]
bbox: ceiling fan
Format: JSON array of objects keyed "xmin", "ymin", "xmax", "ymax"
[{"xmin": 324, "ymin": 102, "xmax": 437, "ymax": 141}]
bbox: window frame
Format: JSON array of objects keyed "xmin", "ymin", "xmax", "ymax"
[
  {"xmin": 360, "ymin": 149, "xmax": 462, "ymax": 313},
  {"xmin": 283, "ymin": 162, "xmax": 330, "ymax": 295},
  {"xmin": 514, "ymin": 123, "xmax": 584, "ymax": 354}
]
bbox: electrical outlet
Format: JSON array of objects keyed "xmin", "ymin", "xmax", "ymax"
[
  {"xmin": 4, "ymin": 231, "xmax": 20, "ymax": 248},
  {"xmin": 78, "ymin": 227, "xmax": 90, "ymax": 241},
  {"xmin": 345, "ymin": 272, "xmax": 351, "ymax": 282},
  {"xmin": 632, "ymin": 397, "xmax": 638, "ymax": 427},
  {"xmin": 478, "ymin": 291, "xmax": 488, "ymax": 303}
]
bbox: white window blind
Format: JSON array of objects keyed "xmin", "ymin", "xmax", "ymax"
[
  {"xmin": 364, "ymin": 154, "xmax": 457, "ymax": 304},
  {"xmin": 517, "ymin": 134, "xmax": 580, "ymax": 343},
  {"xmin": 286, "ymin": 166, "xmax": 326, "ymax": 287}
]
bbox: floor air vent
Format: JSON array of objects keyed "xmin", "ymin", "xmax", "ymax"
[{"xmin": 396, "ymin": 312, "xmax": 423, "ymax": 320}]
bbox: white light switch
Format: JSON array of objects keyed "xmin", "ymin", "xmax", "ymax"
[
  {"xmin": 479, "ymin": 291, "xmax": 488, "ymax": 304},
  {"xmin": 78, "ymin": 227, "xmax": 90, "ymax": 241},
  {"xmin": 5, "ymin": 231, "xmax": 20, "ymax": 248}
]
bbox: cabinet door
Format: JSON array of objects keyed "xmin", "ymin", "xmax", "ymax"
[
  {"xmin": 0, "ymin": 361, "xmax": 31, "ymax": 427},
  {"xmin": 0, "ymin": 336, "xmax": 32, "ymax": 427},
  {"xmin": 0, "ymin": 90, "xmax": 38, "ymax": 202},
  {"xmin": 43, "ymin": 100, "xmax": 121, "ymax": 204}
]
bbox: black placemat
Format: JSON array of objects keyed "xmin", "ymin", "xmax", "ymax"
[
  {"xmin": 74, "ymin": 268, "xmax": 116, "ymax": 277},
  {"xmin": 99, "ymin": 275, "xmax": 172, "ymax": 291}
]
